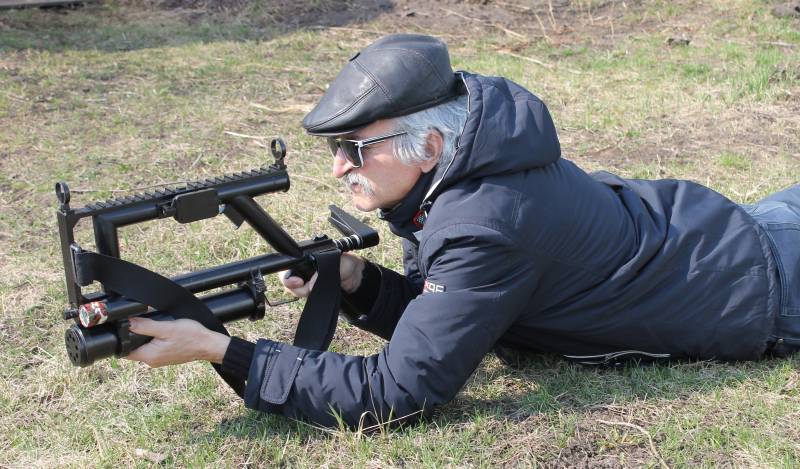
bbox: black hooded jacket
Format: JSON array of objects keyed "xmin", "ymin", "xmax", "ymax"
[{"xmin": 238, "ymin": 73, "xmax": 781, "ymax": 428}]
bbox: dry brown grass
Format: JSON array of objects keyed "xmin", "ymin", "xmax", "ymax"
[{"xmin": 1, "ymin": 0, "xmax": 799, "ymax": 466}]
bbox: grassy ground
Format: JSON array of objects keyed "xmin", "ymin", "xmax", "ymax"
[{"xmin": 1, "ymin": 0, "xmax": 799, "ymax": 466}]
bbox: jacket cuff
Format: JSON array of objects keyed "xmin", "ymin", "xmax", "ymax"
[
  {"xmin": 344, "ymin": 264, "xmax": 405, "ymax": 337},
  {"xmin": 244, "ymin": 339, "xmax": 307, "ymax": 412},
  {"xmin": 221, "ymin": 336, "xmax": 255, "ymax": 381},
  {"xmin": 340, "ymin": 260, "xmax": 381, "ymax": 320}
]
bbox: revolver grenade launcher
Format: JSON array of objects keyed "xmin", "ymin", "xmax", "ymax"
[{"xmin": 56, "ymin": 138, "xmax": 379, "ymax": 369}]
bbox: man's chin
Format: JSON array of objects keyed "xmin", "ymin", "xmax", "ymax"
[{"xmin": 352, "ymin": 195, "xmax": 377, "ymax": 212}]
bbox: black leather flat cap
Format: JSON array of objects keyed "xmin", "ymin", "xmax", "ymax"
[{"xmin": 302, "ymin": 34, "xmax": 460, "ymax": 136}]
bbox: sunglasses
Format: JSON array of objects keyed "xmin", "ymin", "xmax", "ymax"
[{"xmin": 327, "ymin": 131, "xmax": 407, "ymax": 168}]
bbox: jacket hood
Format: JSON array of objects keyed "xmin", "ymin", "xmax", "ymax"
[
  {"xmin": 381, "ymin": 72, "xmax": 562, "ymax": 242},
  {"xmin": 425, "ymin": 72, "xmax": 561, "ymax": 202}
]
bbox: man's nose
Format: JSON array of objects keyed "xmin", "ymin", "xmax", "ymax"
[{"xmin": 331, "ymin": 150, "xmax": 356, "ymax": 178}]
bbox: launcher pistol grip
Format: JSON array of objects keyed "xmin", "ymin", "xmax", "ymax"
[
  {"xmin": 285, "ymin": 205, "xmax": 380, "ymax": 283},
  {"xmin": 286, "ymin": 258, "xmax": 316, "ymax": 282}
]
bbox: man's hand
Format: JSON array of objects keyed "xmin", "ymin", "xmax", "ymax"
[
  {"xmin": 280, "ymin": 252, "xmax": 365, "ymax": 297},
  {"xmin": 126, "ymin": 317, "xmax": 231, "ymax": 368}
]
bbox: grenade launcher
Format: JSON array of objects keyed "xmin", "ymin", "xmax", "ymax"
[{"xmin": 55, "ymin": 139, "xmax": 378, "ymax": 390}]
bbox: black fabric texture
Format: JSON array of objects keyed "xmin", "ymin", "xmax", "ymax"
[
  {"xmin": 343, "ymin": 263, "xmax": 421, "ymax": 341},
  {"xmin": 244, "ymin": 339, "xmax": 281, "ymax": 413},
  {"xmin": 222, "ymin": 336, "xmax": 256, "ymax": 381},
  {"xmin": 340, "ymin": 260, "xmax": 381, "ymax": 318},
  {"xmin": 292, "ymin": 249, "xmax": 342, "ymax": 350}
]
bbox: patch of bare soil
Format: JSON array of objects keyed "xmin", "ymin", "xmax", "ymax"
[
  {"xmin": 573, "ymin": 94, "xmax": 800, "ymax": 177},
  {"xmin": 384, "ymin": 0, "xmax": 652, "ymax": 47},
  {"xmin": 568, "ymin": 99, "xmax": 800, "ymax": 167},
  {"xmin": 139, "ymin": 0, "xmax": 674, "ymax": 46},
  {"xmin": 269, "ymin": 0, "xmax": 394, "ymax": 28},
  {"xmin": 545, "ymin": 410, "xmax": 667, "ymax": 468},
  {"xmin": 139, "ymin": 0, "xmax": 395, "ymax": 28}
]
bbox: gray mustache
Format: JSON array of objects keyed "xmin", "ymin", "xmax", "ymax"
[{"xmin": 343, "ymin": 172, "xmax": 375, "ymax": 196}]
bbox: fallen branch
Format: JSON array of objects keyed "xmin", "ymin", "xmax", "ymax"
[
  {"xmin": 286, "ymin": 174, "xmax": 341, "ymax": 193},
  {"xmin": 493, "ymin": 1, "xmax": 533, "ymax": 12},
  {"xmin": 760, "ymin": 41, "xmax": 797, "ymax": 48},
  {"xmin": 248, "ymin": 102, "xmax": 270, "ymax": 111},
  {"xmin": 534, "ymin": 11, "xmax": 553, "ymax": 44},
  {"xmin": 597, "ymin": 419, "xmax": 670, "ymax": 469},
  {"xmin": 497, "ymin": 49, "xmax": 583, "ymax": 74},
  {"xmin": 492, "ymin": 22, "xmax": 527, "ymax": 40},
  {"xmin": 224, "ymin": 130, "xmax": 266, "ymax": 140},
  {"xmin": 547, "ymin": 0, "xmax": 557, "ymax": 28},
  {"xmin": 308, "ymin": 25, "xmax": 384, "ymax": 35},
  {"xmin": 440, "ymin": 7, "xmax": 527, "ymax": 39},
  {"xmin": 497, "ymin": 49, "xmax": 553, "ymax": 69}
]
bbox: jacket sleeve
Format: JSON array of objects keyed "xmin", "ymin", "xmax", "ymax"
[
  {"xmin": 340, "ymin": 240, "xmax": 426, "ymax": 340},
  {"xmin": 340, "ymin": 262, "xmax": 421, "ymax": 341},
  {"xmin": 402, "ymin": 238, "xmax": 425, "ymax": 291},
  {"xmin": 243, "ymin": 224, "xmax": 536, "ymax": 428}
]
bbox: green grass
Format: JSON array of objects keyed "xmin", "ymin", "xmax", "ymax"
[
  {"xmin": 719, "ymin": 151, "xmax": 751, "ymax": 170},
  {"xmin": 1, "ymin": 0, "xmax": 799, "ymax": 467}
]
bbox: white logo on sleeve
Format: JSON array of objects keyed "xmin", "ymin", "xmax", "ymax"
[{"xmin": 423, "ymin": 280, "xmax": 446, "ymax": 293}]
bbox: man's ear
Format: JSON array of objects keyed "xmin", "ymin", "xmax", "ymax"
[{"xmin": 419, "ymin": 129, "xmax": 443, "ymax": 173}]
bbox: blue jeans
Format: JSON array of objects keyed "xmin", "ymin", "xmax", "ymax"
[{"xmin": 741, "ymin": 184, "xmax": 800, "ymax": 355}]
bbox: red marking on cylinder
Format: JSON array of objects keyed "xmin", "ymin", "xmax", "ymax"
[{"xmin": 78, "ymin": 301, "xmax": 108, "ymax": 328}]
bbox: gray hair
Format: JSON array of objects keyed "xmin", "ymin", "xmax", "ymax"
[{"xmin": 390, "ymin": 95, "xmax": 468, "ymax": 168}]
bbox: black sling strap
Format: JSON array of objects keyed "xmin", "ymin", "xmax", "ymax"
[
  {"xmin": 74, "ymin": 249, "xmax": 344, "ymax": 396},
  {"xmin": 292, "ymin": 249, "xmax": 342, "ymax": 350}
]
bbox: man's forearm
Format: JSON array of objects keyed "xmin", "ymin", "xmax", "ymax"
[{"xmin": 203, "ymin": 331, "xmax": 231, "ymax": 364}]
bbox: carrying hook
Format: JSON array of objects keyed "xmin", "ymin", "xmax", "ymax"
[
  {"xmin": 270, "ymin": 138, "xmax": 287, "ymax": 169},
  {"xmin": 55, "ymin": 181, "xmax": 71, "ymax": 210}
]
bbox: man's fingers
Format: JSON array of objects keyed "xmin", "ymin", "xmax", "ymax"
[
  {"xmin": 297, "ymin": 272, "xmax": 318, "ymax": 296},
  {"xmin": 279, "ymin": 270, "xmax": 306, "ymax": 288},
  {"xmin": 281, "ymin": 272, "xmax": 318, "ymax": 298},
  {"xmin": 126, "ymin": 342, "xmax": 160, "ymax": 367},
  {"xmin": 129, "ymin": 317, "xmax": 168, "ymax": 339},
  {"xmin": 282, "ymin": 275, "xmax": 305, "ymax": 289}
]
